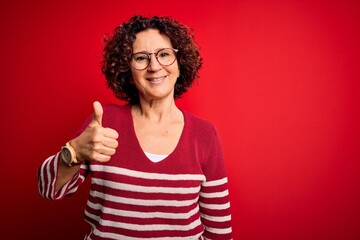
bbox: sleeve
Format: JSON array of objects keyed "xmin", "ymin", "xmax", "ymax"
[
  {"xmin": 37, "ymin": 152, "xmax": 90, "ymax": 200},
  {"xmin": 200, "ymin": 127, "xmax": 233, "ymax": 240},
  {"xmin": 38, "ymin": 113, "xmax": 94, "ymax": 200}
]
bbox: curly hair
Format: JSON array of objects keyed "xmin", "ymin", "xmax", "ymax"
[{"xmin": 101, "ymin": 15, "xmax": 203, "ymax": 104}]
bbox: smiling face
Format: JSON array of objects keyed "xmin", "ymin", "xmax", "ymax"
[{"xmin": 131, "ymin": 29, "xmax": 180, "ymax": 103}]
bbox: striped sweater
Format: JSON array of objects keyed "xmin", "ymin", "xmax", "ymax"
[{"xmin": 38, "ymin": 104, "xmax": 232, "ymax": 239}]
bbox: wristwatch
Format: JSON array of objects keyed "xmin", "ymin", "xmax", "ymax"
[{"xmin": 60, "ymin": 142, "xmax": 78, "ymax": 167}]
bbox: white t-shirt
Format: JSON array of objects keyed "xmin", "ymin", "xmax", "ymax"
[{"xmin": 144, "ymin": 152, "xmax": 169, "ymax": 162}]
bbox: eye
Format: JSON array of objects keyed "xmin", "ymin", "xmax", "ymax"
[
  {"xmin": 159, "ymin": 52, "xmax": 171, "ymax": 58},
  {"xmin": 133, "ymin": 54, "xmax": 148, "ymax": 62}
]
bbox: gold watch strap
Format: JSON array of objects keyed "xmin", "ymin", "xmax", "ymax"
[
  {"xmin": 66, "ymin": 142, "xmax": 78, "ymax": 163},
  {"xmin": 61, "ymin": 141, "xmax": 78, "ymax": 166}
]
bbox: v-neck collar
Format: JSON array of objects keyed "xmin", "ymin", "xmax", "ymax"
[{"xmin": 127, "ymin": 104, "xmax": 187, "ymax": 164}]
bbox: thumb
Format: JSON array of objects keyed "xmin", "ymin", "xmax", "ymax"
[{"xmin": 91, "ymin": 101, "xmax": 103, "ymax": 126}]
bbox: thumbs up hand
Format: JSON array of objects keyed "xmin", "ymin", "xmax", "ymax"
[{"xmin": 70, "ymin": 101, "xmax": 119, "ymax": 163}]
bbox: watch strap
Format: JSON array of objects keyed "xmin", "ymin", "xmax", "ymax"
[{"xmin": 61, "ymin": 141, "xmax": 78, "ymax": 167}]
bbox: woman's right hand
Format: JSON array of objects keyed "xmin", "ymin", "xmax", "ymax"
[{"xmin": 70, "ymin": 101, "xmax": 119, "ymax": 163}]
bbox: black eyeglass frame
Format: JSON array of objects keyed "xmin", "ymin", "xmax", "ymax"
[{"xmin": 130, "ymin": 48, "xmax": 179, "ymax": 70}]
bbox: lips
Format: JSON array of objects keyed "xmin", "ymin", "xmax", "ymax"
[{"xmin": 146, "ymin": 75, "xmax": 166, "ymax": 83}]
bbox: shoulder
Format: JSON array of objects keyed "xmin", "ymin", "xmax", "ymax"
[
  {"xmin": 101, "ymin": 103, "xmax": 132, "ymax": 125},
  {"xmin": 102, "ymin": 103, "xmax": 131, "ymax": 116},
  {"xmin": 103, "ymin": 103, "xmax": 131, "ymax": 112},
  {"xmin": 182, "ymin": 109, "xmax": 218, "ymax": 137}
]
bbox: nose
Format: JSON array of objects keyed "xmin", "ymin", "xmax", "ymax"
[{"xmin": 147, "ymin": 54, "xmax": 162, "ymax": 71}]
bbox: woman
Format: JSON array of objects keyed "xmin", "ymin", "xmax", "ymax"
[{"xmin": 38, "ymin": 15, "xmax": 232, "ymax": 239}]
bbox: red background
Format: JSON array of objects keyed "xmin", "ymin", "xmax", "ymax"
[{"xmin": 1, "ymin": 0, "xmax": 359, "ymax": 239}]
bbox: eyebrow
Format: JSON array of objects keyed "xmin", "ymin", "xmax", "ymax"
[{"xmin": 132, "ymin": 47, "xmax": 171, "ymax": 54}]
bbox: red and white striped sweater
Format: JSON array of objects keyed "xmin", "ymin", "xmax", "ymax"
[{"xmin": 38, "ymin": 104, "xmax": 232, "ymax": 239}]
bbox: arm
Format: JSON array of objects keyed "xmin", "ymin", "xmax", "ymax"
[
  {"xmin": 37, "ymin": 152, "xmax": 88, "ymax": 200},
  {"xmin": 55, "ymin": 144, "xmax": 82, "ymax": 192},
  {"xmin": 38, "ymin": 101, "xmax": 119, "ymax": 199},
  {"xmin": 200, "ymin": 128, "xmax": 232, "ymax": 240}
]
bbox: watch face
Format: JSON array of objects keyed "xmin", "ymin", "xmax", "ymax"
[{"xmin": 61, "ymin": 148, "xmax": 72, "ymax": 163}]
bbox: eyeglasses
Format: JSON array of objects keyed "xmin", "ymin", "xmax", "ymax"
[{"xmin": 130, "ymin": 48, "xmax": 178, "ymax": 70}]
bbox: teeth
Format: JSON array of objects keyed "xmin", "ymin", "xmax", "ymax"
[{"xmin": 149, "ymin": 76, "xmax": 165, "ymax": 82}]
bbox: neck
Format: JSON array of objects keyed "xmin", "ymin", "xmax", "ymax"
[{"xmin": 135, "ymin": 97, "xmax": 180, "ymax": 123}]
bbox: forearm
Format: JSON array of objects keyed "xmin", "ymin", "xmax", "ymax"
[
  {"xmin": 55, "ymin": 156, "xmax": 81, "ymax": 192},
  {"xmin": 38, "ymin": 101, "xmax": 117, "ymax": 199},
  {"xmin": 38, "ymin": 151, "xmax": 87, "ymax": 200}
]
